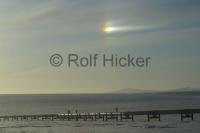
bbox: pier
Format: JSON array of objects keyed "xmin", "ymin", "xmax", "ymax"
[{"xmin": 0, "ymin": 108, "xmax": 199, "ymax": 122}]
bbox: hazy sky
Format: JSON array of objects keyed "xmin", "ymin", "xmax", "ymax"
[{"xmin": 0, "ymin": 0, "xmax": 200, "ymax": 93}]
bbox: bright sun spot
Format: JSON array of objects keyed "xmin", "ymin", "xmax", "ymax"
[
  {"xmin": 102, "ymin": 21, "xmax": 119, "ymax": 33},
  {"xmin": 103, "ymin": 26, "xmax": 118, "ymax": 33},
  {"xmin": 102, "ymin": 21, "xmax": 130, "ymax": 33},
  {"xmin": 101, "ymin": 21, "xmax": 150, "ymax": 34}
]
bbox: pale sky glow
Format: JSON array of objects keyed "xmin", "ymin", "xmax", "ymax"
[{"xmin": 0, "ymin": 0, "xmax": 200, "ymax": 93}]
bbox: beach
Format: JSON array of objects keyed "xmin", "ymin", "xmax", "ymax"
[{"xmin": 0, "ymin": 93, "xmax": 199, "ymax": 133}]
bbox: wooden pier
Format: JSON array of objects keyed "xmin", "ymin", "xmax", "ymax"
[{"xmin": 0, "ymin": 108, "xmax": 199, "ymax": 122}]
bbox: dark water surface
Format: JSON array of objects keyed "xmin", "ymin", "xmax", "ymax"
[{"xmin": 0, "ymin": 93, "xmax": 199, "ymax": 115}]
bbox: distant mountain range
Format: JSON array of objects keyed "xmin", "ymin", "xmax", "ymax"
[
  {"xmin": 169, "ymin": 87, "xmax": 200, "ymax": 92},
  {"xmin": 111, "ymin": 88, "xmax": 153, "ymax": 93},
  {"xmin": 112, "ymin": 87, "xmax": 200, "ymax": 95},
  {"xmin": 161, "ymin": 87, "xmax": 200, "ymax": 96}
]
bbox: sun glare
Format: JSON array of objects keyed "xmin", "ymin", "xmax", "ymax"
[
  {"xmin": 103, "ymin": 26, "xmax": 117, "ymax": 33},
  {"xmin": 101, "ymin": 21, "xmax": 148, "ymax": 34},
  {"xmin": 102, "ymin": 22, "xmax": 120, "ymax": 33},
  {"xmin": 101, "ymin": 21, "xmax": 130, "ymax": 33}
]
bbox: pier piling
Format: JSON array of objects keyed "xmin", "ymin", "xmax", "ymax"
[{"xmin": 0, "ymin": 108, "xmax": 199, "ymax": 122}]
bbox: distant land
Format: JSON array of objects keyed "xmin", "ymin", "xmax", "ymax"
[
  {"xmin": 161, "ymin": 87, "xmax": 200, "ymax": 96},
  {"xmin": 170, "ymin": 87, "xmax": 200, "ymax": 92},
  {"xmin": 111, "ymin": 88, "xmax": 151, "ymax": 93},
  {"xmin": 112, "ymin": 87, "xmax": 200, "ymax": 95}
]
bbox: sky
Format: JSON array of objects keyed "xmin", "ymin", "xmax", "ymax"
[{"xmin": 0, "ymin": 0, "xmax": 200, "ymax": 93}]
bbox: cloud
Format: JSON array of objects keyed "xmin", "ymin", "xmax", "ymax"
[{"xmin": 0, "ymin": 0, "xmax": 59, "ymax": 28}]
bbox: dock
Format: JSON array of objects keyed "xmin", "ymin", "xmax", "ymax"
[{"xmin": 0, "ymin": 108, "xmax": 199, "ymax": 122}]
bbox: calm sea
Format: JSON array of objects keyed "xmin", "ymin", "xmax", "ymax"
[{"xmin": 0, "ymin": 93, "xmax": 199, "ymax": 115}]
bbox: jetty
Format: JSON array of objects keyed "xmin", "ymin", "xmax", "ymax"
[{"xmin": 0, "ymin": 108, "xmax": 199, "ymax": 122}]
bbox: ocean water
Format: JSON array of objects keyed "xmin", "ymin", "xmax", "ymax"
[{"xmin": 0, "ymin": 93, "xmax": 200, "ymax": 133}]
